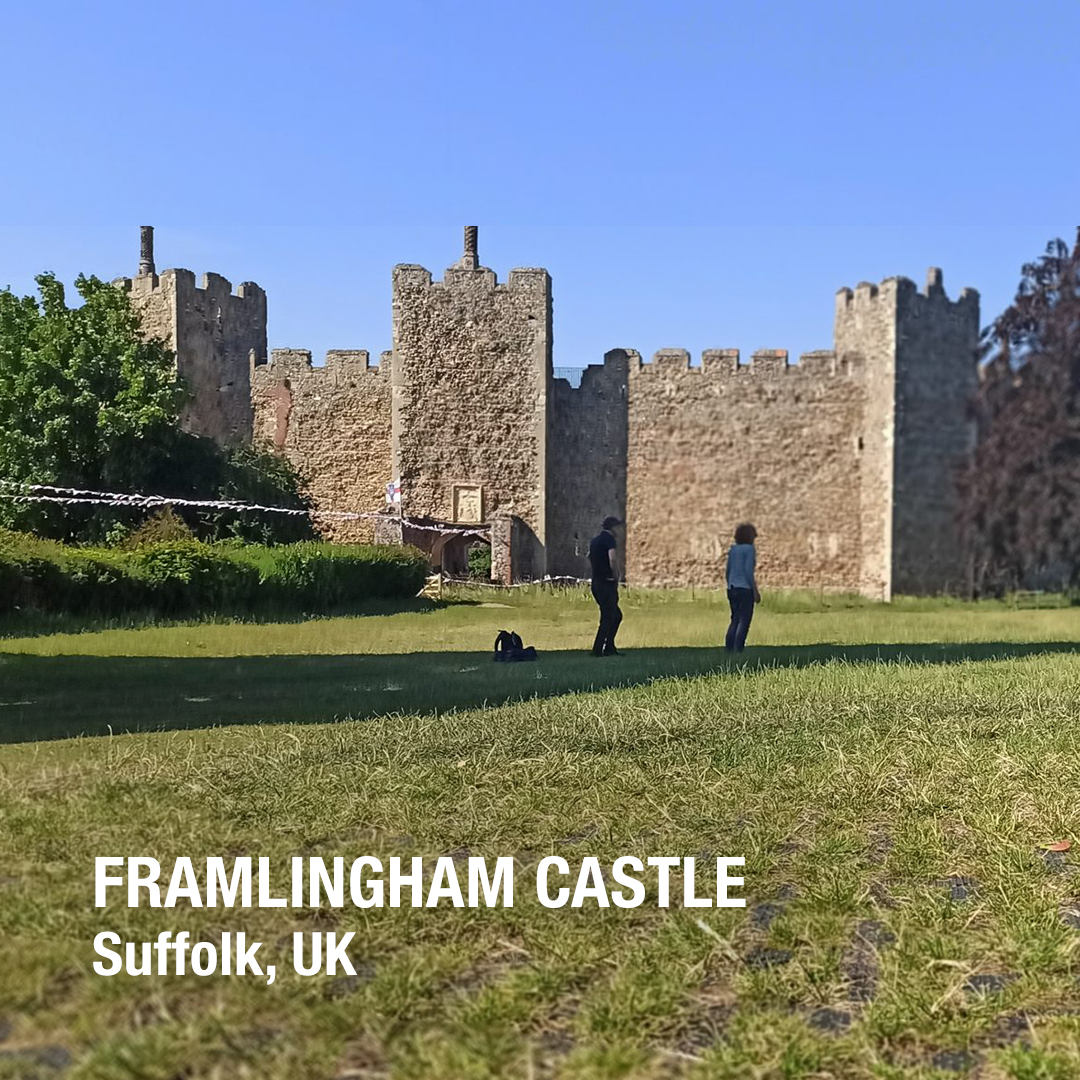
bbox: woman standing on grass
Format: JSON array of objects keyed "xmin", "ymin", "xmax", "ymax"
[{"xmin": 725, "ymin": 522, "xmax": 761, "ymax": 652}]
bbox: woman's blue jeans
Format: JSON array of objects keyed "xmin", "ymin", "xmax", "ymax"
[{"xmin": 725, "ymin": 587, "xmax": 755, "ymax": 651}]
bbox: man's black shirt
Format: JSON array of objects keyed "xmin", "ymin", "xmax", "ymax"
[{"xmin": 588, "ymin": 530, "xmax": 617, "ymax": 583}]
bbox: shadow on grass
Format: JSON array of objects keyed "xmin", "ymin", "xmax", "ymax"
[{"xmin": 1, "ymin": 640, "xmax": 1078, "ymax": 744}]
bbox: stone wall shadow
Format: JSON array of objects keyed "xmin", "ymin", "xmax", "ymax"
[{"xmin": 1, "ymin": 641, "xmax": 1077, "ymax": 745}]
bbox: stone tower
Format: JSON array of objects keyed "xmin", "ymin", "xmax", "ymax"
[
  {"xmin": 390, "ymin": 227, "xmax": 553, "ymax": 578},
  {"xmin": 835, "ymin": 270, "xmax": 980, "ymax": 598},
  {"xmin": 116, "ymin": 227, "xmax": 268, "ymax": 446}
]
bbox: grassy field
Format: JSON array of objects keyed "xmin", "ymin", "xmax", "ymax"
[
  {"xmin": 0, "ymin": 587, "xmax": 1077, "ymax": 742},
  {"xmin": 1, "ymin": 588, "xmax": 1080, "ymax": 1079}
]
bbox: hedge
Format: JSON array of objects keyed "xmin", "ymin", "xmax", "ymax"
[
  {"xmin": 249, "ymin": 542, "xmax": 434, "ymax": 611},
  {"xmin": 0, "ymin": 530, "xmax": 430, "ymax": 618}
]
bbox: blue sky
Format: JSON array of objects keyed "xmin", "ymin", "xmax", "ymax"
[{"xmin": 1, "ymin": 2, "xmax": 1076, "ymax": 365}]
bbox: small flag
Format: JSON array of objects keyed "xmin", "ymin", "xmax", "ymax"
[{"xmin": 386, "ymin": 480, "xmax": 401, "ymax": 505}]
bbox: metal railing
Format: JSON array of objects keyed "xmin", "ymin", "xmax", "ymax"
[{"xmin": 553, "ymin": 367, "xmax": 585, "ymax": 388}]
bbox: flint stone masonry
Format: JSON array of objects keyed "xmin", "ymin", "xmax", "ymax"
[
  {"xmin": 892, "ymin": 271, "xmax": 980, "ymax": 594},
  {"xmin": 547, "ymin": 350, "xmax": 630, "ymax": 578},
  {"xmin": 391, "ymin": 261, "xmax": 551, "ymax": 579},
  {"xmin": 117, "ymin": 268, "xmax": 266, "ymax": 446},
  {"xmin": 835, "ymin": 271, "xmax": 980, "ymax": 597},
  {"xmin": 119, "ymin": 228, "xmax": 980, "ymax": 597},
  {"xmin": 625, "ymin": 348, "xmax": 868, "ymax": 591},
  {"xmin": 250, "ymin": 349, "xmax": 392, "ymax": 543}
]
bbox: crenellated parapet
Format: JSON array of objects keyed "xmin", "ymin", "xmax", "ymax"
[
  {"xmin": 392, "ymin": 263, "xmax": 552, "ymax": 298},
  {"xmin": 250, "ymin": 344, "xmax": 393, "ymax": 544},
  {"xmin": 254, "ymin": 348, "xmax": 389, "ymax": 384},
  {"xmin": 629, "ymin": 347, "xmax": 859, "ymax": 380},
  {"xmin": 114, "ymin": 230, "xmax": 268, "ymax": 447},
  {"xmin": 625, "ymin": 338, "xmax": 869, "ymax": 592},
  {"xmin": 835, "ymin": 268, "xmax": 979, "ymax": 324},
  {"xmin": 115, "ymin": 268, "xmax": 267, "ymax": 308}
]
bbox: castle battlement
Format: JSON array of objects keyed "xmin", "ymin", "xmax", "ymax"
[
  {"xmin": 115, "ymin": 268, "xmax": 266, "ymax": 303},
  {"xmin": 392, "ymin": 229, "xmax": 550, "ymax": 298},
  {"xmin": 835, "ymin": 268, "xmax": 978, "ymax": 314},
  {"xmin": 259, "ymin": 348, "xmax": 388, "ymax": 380},
  {"xmin": 631, "ymin": 348, "xmax": 855, "ymax": 378},
  {"xmin": 393, "ymin": 263, "xmax": 551, "ymax": 296}
]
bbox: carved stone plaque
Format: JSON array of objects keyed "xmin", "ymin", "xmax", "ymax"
[{"xmin": 452, "ymin": 484, "xmax": 483, "ymax": 523}]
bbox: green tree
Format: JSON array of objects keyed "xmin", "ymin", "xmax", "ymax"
[
  {"xmin": 204, "ymin": 445, "xmax": 315, "ymax": 545},
  {"xmin": 0, "ymin": 272, "xmax": 314, "ymax": 543},
  {"xmin": 0, "ymin": 272, "xmax": 182, "ymax": 538}
]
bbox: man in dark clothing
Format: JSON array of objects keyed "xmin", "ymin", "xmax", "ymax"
[{"xmin": 589, "ymin": 516, "xmax": 623, "ymax": 656}]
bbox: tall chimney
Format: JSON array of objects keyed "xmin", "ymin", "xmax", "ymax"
[
  {"xmin": 459, "ymin": 225, "xmax": 479, "ymax": 270},
  {"xmin": 138, "ymin": 226, "xmax": 155, "ymax": 276}
]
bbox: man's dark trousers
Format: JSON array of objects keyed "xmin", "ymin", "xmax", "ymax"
[
  {"xmin": 591, "ymin": 580, "xmax": 622, "ymax": 655},
  {"xmin": 725, "ymin": 587, "xmax": 755, "ymax": 651}
]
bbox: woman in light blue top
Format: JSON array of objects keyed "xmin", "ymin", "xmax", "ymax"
[{"xmin": 725, "ymin": 522, "xmax": 761, "ymax": 651}]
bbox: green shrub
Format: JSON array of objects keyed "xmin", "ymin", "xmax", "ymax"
[
  {"xmin": 0, "ymin": 529, "xmax": 429, "ymax": 620},
  {"xmin": 59, "ymin": 548, "xmax": 148, "ymax": 614},
  {"xmin": 0, "ymin": 529, "xmax": 68, "ymax": 613},
  {"xmin": 128, "ymin": 540, "xmax": 259, "ymax": 613},
  {"xmin": 261, "ymin": 542, "xmax": 430, "ymax": 611},
  {"xmin": 122, "ymin": 508, "xmax": 195, "ymax": 549}
]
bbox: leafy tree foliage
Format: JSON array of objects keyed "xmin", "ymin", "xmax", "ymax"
[
  {"xmin": 960, "ymin": 229, "xmax": 1080, "ymax": 595},
  {"xmin": 0, "ymin": 272, "xmax": 313, "ymax": 543}
]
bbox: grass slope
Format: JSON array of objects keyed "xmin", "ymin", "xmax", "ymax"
[{"xmin": 0, "ymin": 592, "xmax": 1079, "ymax": 1078}]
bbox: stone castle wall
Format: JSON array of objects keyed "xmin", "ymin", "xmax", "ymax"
[
  {"xmin": 834, "ymin": 280, "xmax": 899, "ymax": 600},
  {"xmin": 119, "ymin": 270, "xmax": 266, "ymax": 446},
  {"xmin": 391, "ymin": 264, "xmax": 552, "ymax": 579},
  {"xmin": 834, "ymin": 272, "xmax": 980, "ymax": 598},
  {"xmin": 891, "ymin": 272, "xmax": 980, "ymax": 594},
  {"xmin": 625, "ymin": 349, "xmax": 869, "ymax": 591},
  {"xmin": 126, "ymin": 226, "xmax": 980, "ymax": 598},
  {"xmin": 547, "ymin": 350, "xmax": 630, "ymax": 577},
  {"xmin": 250, "ymin": 349, "xmax": 392, "ymax": 543}
]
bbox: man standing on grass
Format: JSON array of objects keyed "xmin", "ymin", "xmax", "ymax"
[{"xmin": 589, "ymin": 516, "xmax": 624, "ymax": 656}]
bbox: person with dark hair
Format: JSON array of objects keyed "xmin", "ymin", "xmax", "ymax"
[
  {"xmin": 725, "ymin": 522, "xmax": 760, "ymax": 652},
  {"xmin": 589, "ymin": 516, "xmax": 624, "ymax": 656}
]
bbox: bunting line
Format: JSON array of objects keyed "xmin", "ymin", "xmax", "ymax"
[{"xmin": 0, "ymin": 483, "xmax": 489, "ymax": 538}]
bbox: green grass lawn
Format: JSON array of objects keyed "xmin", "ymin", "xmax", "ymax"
[{"xmin": 1, "ymin": 589, "xmax": 1080, "ymax": 1079}]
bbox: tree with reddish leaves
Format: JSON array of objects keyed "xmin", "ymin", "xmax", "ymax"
[{"xmin": 960, "ymin": 228, "xmax": 1080, "ymax": 596}]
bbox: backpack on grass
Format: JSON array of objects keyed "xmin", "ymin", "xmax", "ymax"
[{"xmin": 494, "ymin": 629, "xmax": 537, "ymax": 662}]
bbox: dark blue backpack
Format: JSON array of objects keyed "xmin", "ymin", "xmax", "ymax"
[{"xmin": 494, "ymin": 629, "xmax": 537, "ymax": 662}]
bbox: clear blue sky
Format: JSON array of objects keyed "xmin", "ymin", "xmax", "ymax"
[{"xmin": 1, "ymin": 2, "xmax": 1076, "ymax": 365}]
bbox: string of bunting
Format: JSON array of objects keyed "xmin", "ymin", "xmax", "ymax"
[
  {"xmin": 0, "ymin": 482, "xmax": 599, "ymax": 587},
  {"xmin": 0, "ymin": 482, "xmax": 488, "ymax": 539}
]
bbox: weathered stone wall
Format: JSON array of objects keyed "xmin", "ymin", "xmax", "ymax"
[
  {"xmin": 625, "ymin": 349, "xmax": 869, "ymax": 593},
  {"xmin": 891, "ymin": 271, "xmax": 980, "ymax": 594},
  {"xmin": 834, "ymin": 272, "xmax": 980, "ymax": 597},
  {"xmin": 391, "ymin": 263, "xmax": 552, "ymax": 578},
  {"xmin": 547, "ymin": 349, "xmax": 630, "ymax": 577},
  {"xmin": 121, "ymin": 225, "xmax": 978, "ymax": 598},
  {"xmin": 119, "ymin": 269, "xmax": 266, "ymax": 446},
  {"xmin": 834, "ymin": 280, "xmax": 898, "ymax": 600},
  {"xmin": 250, "ymin": 349, "xmax": 392, "ymax": 542}
]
